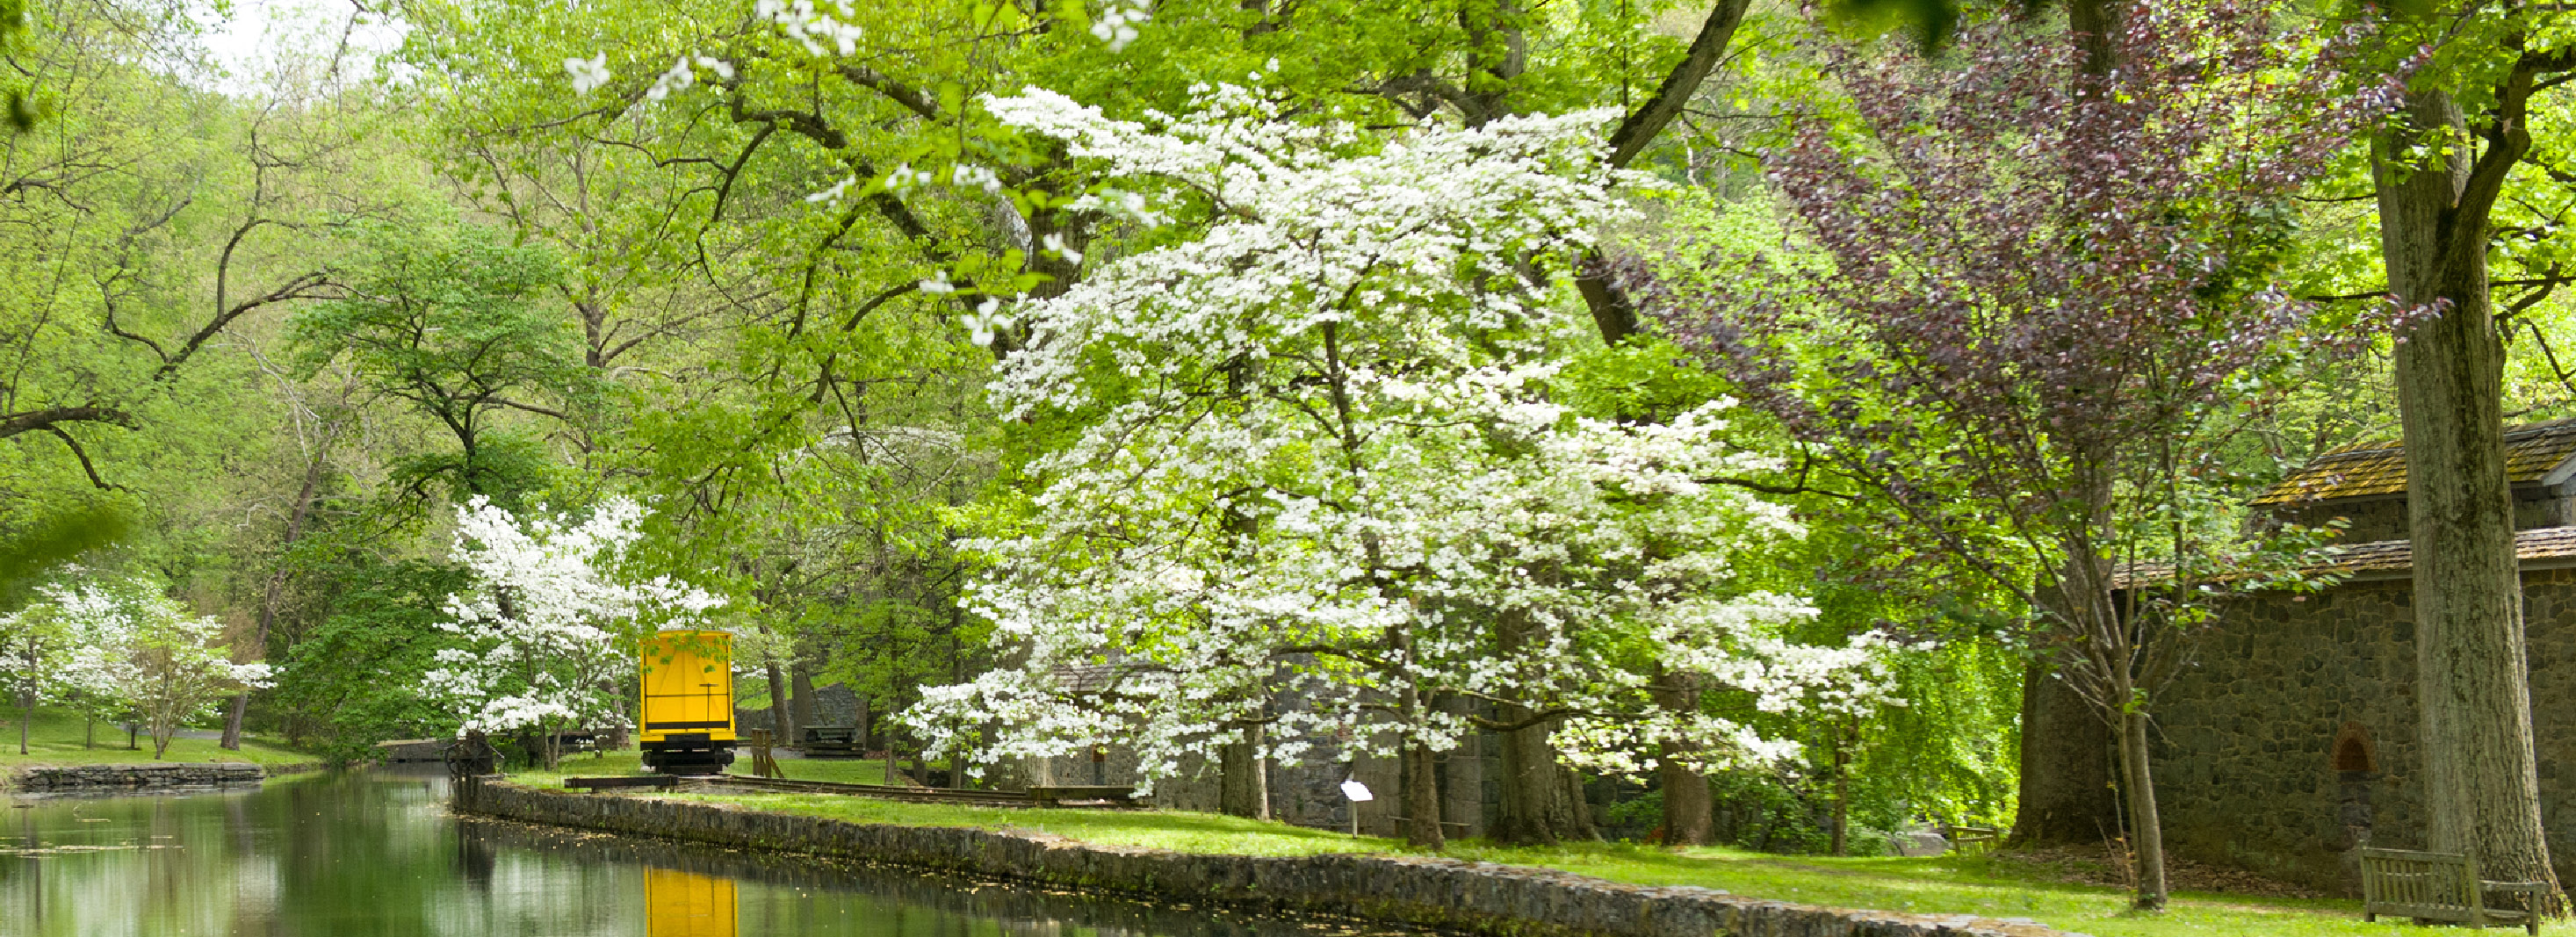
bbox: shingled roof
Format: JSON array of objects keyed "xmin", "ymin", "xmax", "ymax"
[
  {"xmin": 2115, "ymin": 525, "xmax": 2576, "ymax": 588},
  {"xmin": 2253, "ymin": 418, "xmax": 2576, "ymax": 506}
]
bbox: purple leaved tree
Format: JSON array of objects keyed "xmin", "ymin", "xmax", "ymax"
[{"xmin": 1628, "ymin": 0, "xmax": 2396, "ymax": 912}]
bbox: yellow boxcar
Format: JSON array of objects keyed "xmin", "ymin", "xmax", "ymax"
[
  {"xmin": 643, "ymin": 868, "xmax": 738, "ymax": 937},
  {"xmin": 639, "ymin": 630, "xmax": 737, "ymax": 775}
]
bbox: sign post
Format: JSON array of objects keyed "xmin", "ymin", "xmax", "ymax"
[{"xmin": 1340, "ymin": 779, "xmax": 1372, "ymax": 837}]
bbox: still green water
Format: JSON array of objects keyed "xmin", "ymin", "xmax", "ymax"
[{"xmin": 0, "ymin": 771, "xmax": 1398, "ymax": 937}]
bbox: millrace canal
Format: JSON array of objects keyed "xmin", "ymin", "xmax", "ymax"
[{"xmin": 0, "ymin": 771, "xmax": 1406, "ymax": 937}]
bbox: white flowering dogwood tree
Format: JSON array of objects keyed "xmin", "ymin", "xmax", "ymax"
[
  {"xmin": 5, "ymin": 579, "xmax": 275, "ymax": 759},
  {"xmin": 38, "ymin": 582, "xmax": 152, "ymax": 750},
  {"xmin": 905, "ymin": 86, "xmax": 1894, "ymax": 847},
  {"xmin": 420, "ymin": 496, "xmax": 726, "ymax": 768},
  {"xmin": 0, "ymin": 595, "xmax": 76, "ymax": 755}
]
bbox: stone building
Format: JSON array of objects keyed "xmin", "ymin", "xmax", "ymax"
[
  {"xmin": 736, "ymin": 681, "xmax": 863, "ymax": 734},
  {"xmin": 2070, "ymin": 419, "xmax": 2576, "ymax": 893}
]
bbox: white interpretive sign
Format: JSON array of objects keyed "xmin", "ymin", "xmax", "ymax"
[{"xmin": 1340, "ymin": 780, "xmax": 1373, "ymax": 803}]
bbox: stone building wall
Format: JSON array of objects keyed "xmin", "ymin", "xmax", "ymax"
[
  {"xmin": 2268, "ymin": 498, "xmax": 2411, "ymax": 544},
  {"xmin": 2152, "ymin": 566, "xmax": 2576, "ymax": 893},
  {"xmin": 2270, "ymin": 493, "xmax": 2576, "ymax": 544},
  {"xmin": 738, "ymin": 682, "xmax": 863, "ymax": 734}
]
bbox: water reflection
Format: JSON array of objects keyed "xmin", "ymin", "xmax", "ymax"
[
  {"xmin": 0, "ymin": 771, "xmax": 1407, "ymax": 937},
  {"xmin": 646, "ymin": 869, "xmax": 735, "ymax": 937}
]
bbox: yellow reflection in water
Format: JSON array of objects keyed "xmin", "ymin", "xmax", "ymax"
[{"xmin": 645, "ymin": 867, "xmax": 739, "ymax": 937}]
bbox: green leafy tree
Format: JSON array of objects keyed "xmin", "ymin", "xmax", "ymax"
[
  {"xmin": 289, "ymin": 222, "xmax": 587, "ymax": 509},
  {"xmin": 270, "ymin": 558, "xmax": 472, "ymax": 761}
]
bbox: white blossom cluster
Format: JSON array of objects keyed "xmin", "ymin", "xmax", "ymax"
[
  {"xmin": 905, "ymin": 89, "xmax": 1895, "ymax": 788},
  {"xmin": 2, "ymin": 579, "xmax": 273, "ymax": 755},
  {"xmin": 418, "ymin": 497, "xmax": 725, "ymax": 743},
  {"xmin": 756, "ymin": 0, "xmax": 867, "ymax": 56},
  {"xmin": 1090, "ymin": 2, "xmax": 1151, "ymax": 52}
]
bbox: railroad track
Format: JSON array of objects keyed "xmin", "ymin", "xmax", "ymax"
[{"xmin": 679, "ymin": 775, "xmax": 1046, "ymax": 807}]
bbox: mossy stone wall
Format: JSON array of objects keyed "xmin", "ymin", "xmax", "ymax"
[{"xmin": 453, "ymin": 776, "xmax": 2066, "ymax": 937}]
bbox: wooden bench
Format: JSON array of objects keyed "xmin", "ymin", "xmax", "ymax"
[
  {"xmin": 799, "ymin": 726, "xmax": 865, "ymax": 757},
  {"xmin": 2360, "ymin": 847, "xmax": 2548, "ymax": 935},
  {"xmin": 1944, "ymin": 825, "xmax": 2000, "ymax": 854}
]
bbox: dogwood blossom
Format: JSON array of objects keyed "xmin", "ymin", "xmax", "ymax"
[
  {"xmin": 11, "ymin": 579, "xmax": 273, "ymax": 759},
  {"xmin": 564, "ymin": 54, "xmax": 611, "ymax": 95},
  {"xmin": 755, "ymin": 0, "xmax": 865, "ymax": 56},
  {"xmin": 418, "ymin": 497, "xmax": 726, "ymax": 767},
  {"xmin": 904, "ymin": 88, "xmax": 1894, "ymax": 789},
  {"xmin": 1091, "ymin": 2, "xmax": 1150, "ymax": 52}
]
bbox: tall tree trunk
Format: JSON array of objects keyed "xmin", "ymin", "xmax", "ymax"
[
  {"xmin": 2058, "ymin": 525, "xmax": 2169, "ymax": 911},
  {"xmin": 1493, "ymin": 718, "xmax": 1594, "ymax": 844},
  {"xmin": 18, "ymin": 689, "xmax": 29, "ymax": 755},
  {"xmin": 764, "ymin": 659, "xmax": 792, "ymax": 747},
  {"xmin": 1402, "ymin": 738, "xmax": 1444, "ymax": 850},
  {"xmin": 223, "ymin": 428, "xmax": 333, "ymax": 750},
  {"xmin": 2114, "ymin": 703, "xmax": 2168, "ymax": 911},
  {"xmin": 1660, "ymin": 757, "xmax": 1712, "ymax": 847},
  {"xmin": 1831, "ymin": 720, "xmax": 1851, "ymax": 857},
  {"xmin": 1564, "ymin": 765, "xmax": 1595, "ymax": 834},
  {"xmin": 2010, "ymin": 665, "xmax": 2118, "ymax": 845},
  {"xmin": 2378, "ymin": 85, "xmax": 2561, "ymax": 900},
  {"xmin": 790, "ymin": 666, "xmax": 816, "ymax": 739},
  {"xmin": 1999, "ymin": 0, "xmax": 2143, "ymax": 867},
  {"xmin": 1221, "ymin": 714, "xmax": 1271, "ymax": 819},
  {"xmin": 1579, "ymin": 0, "xmax": 1755, "ymax": 344},
  {"xmin": 1492, "ymin": 605, "xmax": 1595, "ymax": 845},
  {"xmin": 1652, "ymin": 667, "xmax": 1713, "ymax": 846}
]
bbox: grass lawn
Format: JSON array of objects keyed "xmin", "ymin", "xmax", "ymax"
[
  {"xmin": 0, "ymin": 705, "xmax": 316, "ymax": 768},
  {"xmin": 1441, "ymin": 843, "xmax": 2470, "ymax": 937},
  {"xmin": 577, "ymin": 784, "xmax": 2565, "ymax": 937}
]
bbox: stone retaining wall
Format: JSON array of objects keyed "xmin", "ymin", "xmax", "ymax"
[
  {"xmin": 455, "ymin": 777, "xmax": 2069, "ymax": 937},
  {"xmin": 6, "ymin": 761, "xmax": 266, "ymax": 793}
]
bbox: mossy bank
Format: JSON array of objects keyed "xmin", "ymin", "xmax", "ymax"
[{"xmin": 454, "ymin": 776, "xmax": 2066, "ymax": 937}]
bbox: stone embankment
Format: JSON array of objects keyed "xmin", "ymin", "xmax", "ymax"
[
  {"xmin": 6, "ymin": 761, "xmax": 268, "ymax": 793},
  {"xmin": 455, "ymin": 777, "xmax": 2073, "ymax": 937}
]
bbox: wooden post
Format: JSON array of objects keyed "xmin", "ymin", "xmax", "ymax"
[{"xmin": 748, "ymin": 729, "xmax": 783, "ymax": 779}]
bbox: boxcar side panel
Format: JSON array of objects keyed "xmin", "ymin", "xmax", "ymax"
[{"xmin": 639, "ymin": 631, "xmax": 735, "ymax": 744}]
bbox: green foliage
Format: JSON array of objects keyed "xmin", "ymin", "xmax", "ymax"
[
  {"xmin": 267, "ymin": 559, "xmax": 471, "ymax": 762},
  {"xmin": 289, "ymin": 220, "xmax": 584, "ymax": 509},
  {"xmin": 0, "ymin": 501, "xmax": 129, "ymax": 611},
  {"xmin": 0, "ymin": 0, "xmax": 2472, "ymax": 872},
  {"xmin": 1559, "ymin": 330, "xmax": 2026, "ymax": 840}
]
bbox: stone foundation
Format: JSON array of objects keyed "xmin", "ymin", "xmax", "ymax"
[
  {"xmin": 453, "ymin": 777, "xmax": 2067, "ymax": 937},
  {"xmin": 6, "ymin": 761, "xmax": 267, "ymax": 793}
]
